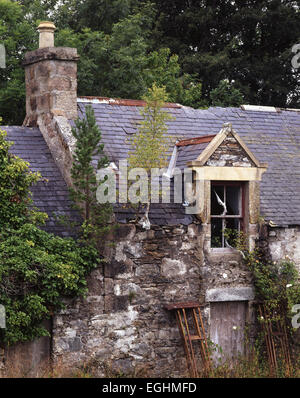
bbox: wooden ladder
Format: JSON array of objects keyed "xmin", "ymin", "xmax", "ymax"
[{"xmin": 165, "ymin": 301, "xmax": 211, "ymax": 377}]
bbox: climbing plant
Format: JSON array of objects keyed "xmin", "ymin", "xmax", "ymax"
[
  {"xmin": 233, "ymin": 228, "xmax": 300, "ymax": 338},
  {"xmin": 226, "ymin": 226, "xmax": 300, "ymax": 375},
  {"xmin": 245, "ymin": 249, "xmax": 300, "ymax": 326},
  {"xmin": 0, "ymin": 121, "xmax": 99, "ymax": 345}
]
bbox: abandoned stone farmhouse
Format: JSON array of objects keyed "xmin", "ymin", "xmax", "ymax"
[{"xmin": 1, "ymin": 22, "xmax": 300, "ymax": 377}]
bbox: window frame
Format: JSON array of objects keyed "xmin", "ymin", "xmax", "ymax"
[{"xmin": 210, "ymin": 181, "xmax": 245, "ymax": 248}]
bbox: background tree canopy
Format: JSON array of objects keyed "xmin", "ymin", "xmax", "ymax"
[{"xmin": 0, "ymin": 0, "xmax": 299, "ymax": 125}]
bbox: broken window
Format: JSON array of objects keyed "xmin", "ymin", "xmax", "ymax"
[{"xmin": 211, "ymin": 182, "xmax": 244, "ymax": 248}]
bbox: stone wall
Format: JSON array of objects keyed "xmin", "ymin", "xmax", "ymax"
[
  {"xmin": 52, "ymin": 222, "xmax": 254, "ymax": 377},
  {"xmin": 268, "ymin": 226, "xmax": 300, "ymax": 271},
  {"xmin": 205, "ymin": 134, "xmax": 255, "ymax": 167}
]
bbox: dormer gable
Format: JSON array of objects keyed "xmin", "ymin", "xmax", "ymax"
[{"xmin": 186, "ymin": 122, "xmax": 264, "ymax": 169}]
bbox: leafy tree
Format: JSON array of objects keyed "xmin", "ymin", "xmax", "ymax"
[
  {"xmin": 150, "ymin": 0, "xmax": 300, "ymax": 108},
  {"xmin": 18, "ymin": 0, "xmax": 59, "ymax": 23},
  {"xmin": 142, "ymin": 48, "xmax": 206, "ymax": 108},
  {"xmin": 210, "ymin": 79, "xmax": 244, "ymax": 107},
  {"xmin": 19, "ymin": 0, "xmax": 139, "ymax": 32},
  {"xmin": 0, "ymin": 121, "xmax": 99, "ymax": 345},
  {"xmin": 63, "ymin": 0, "xmax": 139, "ymax": 33},
  {"xmin": 2, "ymin": 0, "xmax": 299, "ymax": 124},
  {"xmin": 127, "ymin": 84, "xmax": 174, "ymax": 227},
  {"xmin": 128, "ymin": 84, "xmax": 173, "ymax": 171},
  {"xmin": 0, "ymin": 122, "xmax": 42, "ymax": 229},
  {"xmin": 69, "ymin": 105, "xmax": 113, "ymax": 245},
  {"xmin": 55, "ymin": 9, "xmax": 205, "ymax": 107},
  {"xmin": 0, "ymin": 0, "xmax": 36, "ymax": 125},
  {"xmin": 0, "ymin": 0, "xmax": 205, "ymax": 124}
]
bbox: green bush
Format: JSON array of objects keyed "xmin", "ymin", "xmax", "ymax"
[{"xmin": 0, "ymin": 122, "xmax": 99, "ymax": 345}]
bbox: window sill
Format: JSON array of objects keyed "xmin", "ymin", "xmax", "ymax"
[
  {"xmin": 210, "ymin": 247, "xmax": 239, "ymax": 252},
  {"xmin": 206, "ymin": 247, "xmax": 243, "ymax": 262}
]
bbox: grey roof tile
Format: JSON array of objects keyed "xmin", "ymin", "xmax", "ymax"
[
  {"xmin": 77, "ymin": 101, "xmax": 300, "ymax": 227},
  {"xmin": 3, "ymin": 102, "xmax": 300, "ymax": 229},
  {"xmin": 1, "ymin": 126, "xmax": 80, "ymax": 236}
]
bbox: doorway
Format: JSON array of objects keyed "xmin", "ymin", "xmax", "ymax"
[{"xmin": 210, "ymin": 301, "xmax": 247, "ymax": 363}]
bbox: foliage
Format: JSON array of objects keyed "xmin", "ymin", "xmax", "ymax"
[
  {"xmin": 0, "ymin": 0, "xmax": 206, "ymax": 124},
  {"xmin": 127, "ymin": 84, "xmax": 175, "ymax": 223},
  {"xmin": 0, "ymin": 0, "xmax": 36, "ymax": 125},
  {"xmin": 69, "ymin": 104, "xmax": 113, "ymax": 244},
  {"xmin": 150, "ymin": 0, "xmax": 300, "ymax": 108},
  {"xmin": 55, "ymin": 9, "xmax": 205, "ymax": 107},
  {"xmin": 0, "ymin": 223, "xmax": 99, "ymax": 344},
  {"xmin": 210, "ymin": 80, "xmax": 244, "ymax": 108},
  {"xmin": 18, "ymin": 0, "xmax": 139, "ymax": 33},
  {"xmin": 232, "ymin": 229, "xmax": 300, "ymax": 344},
  {"xmin": 245, "ymin": 249, "xmax": 300, "ymax": 319},
  {"xmin": 1, "ymin": 1, "xmax": 300, "ymax": 122},
  {"xmin": 128, "ymin": 84, "xmax": 174, "ymax": 173},
  {"xmin": 0, "ymin": 122, "xmax": 99, "ymax": 345},
  {"xmin": 0, "ymin": 123, "xmax": 43, "ymax": 230},
  {"xmin": 202, "ymin": 350, "xmax": 300, "ymax": 378}
]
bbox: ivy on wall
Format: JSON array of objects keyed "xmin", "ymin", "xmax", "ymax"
[
  {"xmin": 0, "ymin": 121, "xmax": 100, "ymax": 345},
  {"xmin": 234, "ymin": 229, "xmax": 300, "ymax": 340}
]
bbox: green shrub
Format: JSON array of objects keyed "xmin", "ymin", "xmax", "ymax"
[{"xmin": 0, "ymin": 122, "xmax": 99, "ymax": 345}]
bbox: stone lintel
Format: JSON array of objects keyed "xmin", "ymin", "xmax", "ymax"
[
  {"xmin": 206, "ymin": 287, "xmax": 255, "ymax": 302},
  {"xmin": 23, "ymin": 47, "xmax": 79, "ymax": 67},
  {"xmin": 189, "ymin": 166, "xmax": 267, "ymax": 181}
]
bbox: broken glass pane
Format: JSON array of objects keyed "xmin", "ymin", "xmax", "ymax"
[
  {"xmin": 211, "ymin": 218, "xmax": 223, "ymax": 247},
  {"xmin": 226, "ymin": 186, "xmax": 240, "ymax": 215},
  {"xmin": 224, "ymin": 218, "xmax": 240, "ymax": 247}
]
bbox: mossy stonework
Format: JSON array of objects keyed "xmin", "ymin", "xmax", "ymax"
[{"xmin": 52, "ymin": 223, "xmax": 256, "ymax": 377}]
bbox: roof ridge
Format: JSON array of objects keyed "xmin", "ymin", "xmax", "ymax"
[{"xmin": 77, "ymin": 96, "xmax": 181, "ymax": 108}]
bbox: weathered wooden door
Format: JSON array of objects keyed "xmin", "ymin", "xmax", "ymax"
[{"xmin": 210, "ymin": 301, "xmax": 247, "ymax": 363}]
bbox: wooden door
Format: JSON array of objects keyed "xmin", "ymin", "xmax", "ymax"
[{"xmin": 210, "ymin": 301, "xmax": 247, "ymax": 363}]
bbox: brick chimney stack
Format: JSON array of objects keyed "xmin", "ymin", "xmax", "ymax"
[{"xmin": 22, "ymin": 22, "xmax": 79, "ymax": 185}]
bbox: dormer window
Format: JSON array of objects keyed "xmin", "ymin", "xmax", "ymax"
[
  {"xmin": 172, "ymin": 122, "xmax": 267, "ymax": 254},
  {"xmin": 211, "ymin": 182, "xmax": 244, "ymax": 248}
]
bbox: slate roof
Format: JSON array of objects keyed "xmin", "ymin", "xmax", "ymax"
[
  {"xmin": 1, "ymin": 101, "xmax": 300, "ymax": 230},
  {"xmin": 1, "ymin": 126, "xmax": 79, "ymax": 236},
  {"xmin": 175, "ymin": 140, "xmax": 213, "ymax": 170},
  {"xmin": 78, "ymin": 100, "xmax": 300, "ymax": 227}
]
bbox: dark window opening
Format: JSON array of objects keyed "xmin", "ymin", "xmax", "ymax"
[{"xmin": 211, "ymin": 182, "xmax": 244, "ymax": 248}]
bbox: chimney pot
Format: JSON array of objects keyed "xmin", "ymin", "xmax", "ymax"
[{"xmin": 37, "ymin": 21, "xmax": 56, "ymax": 48}]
